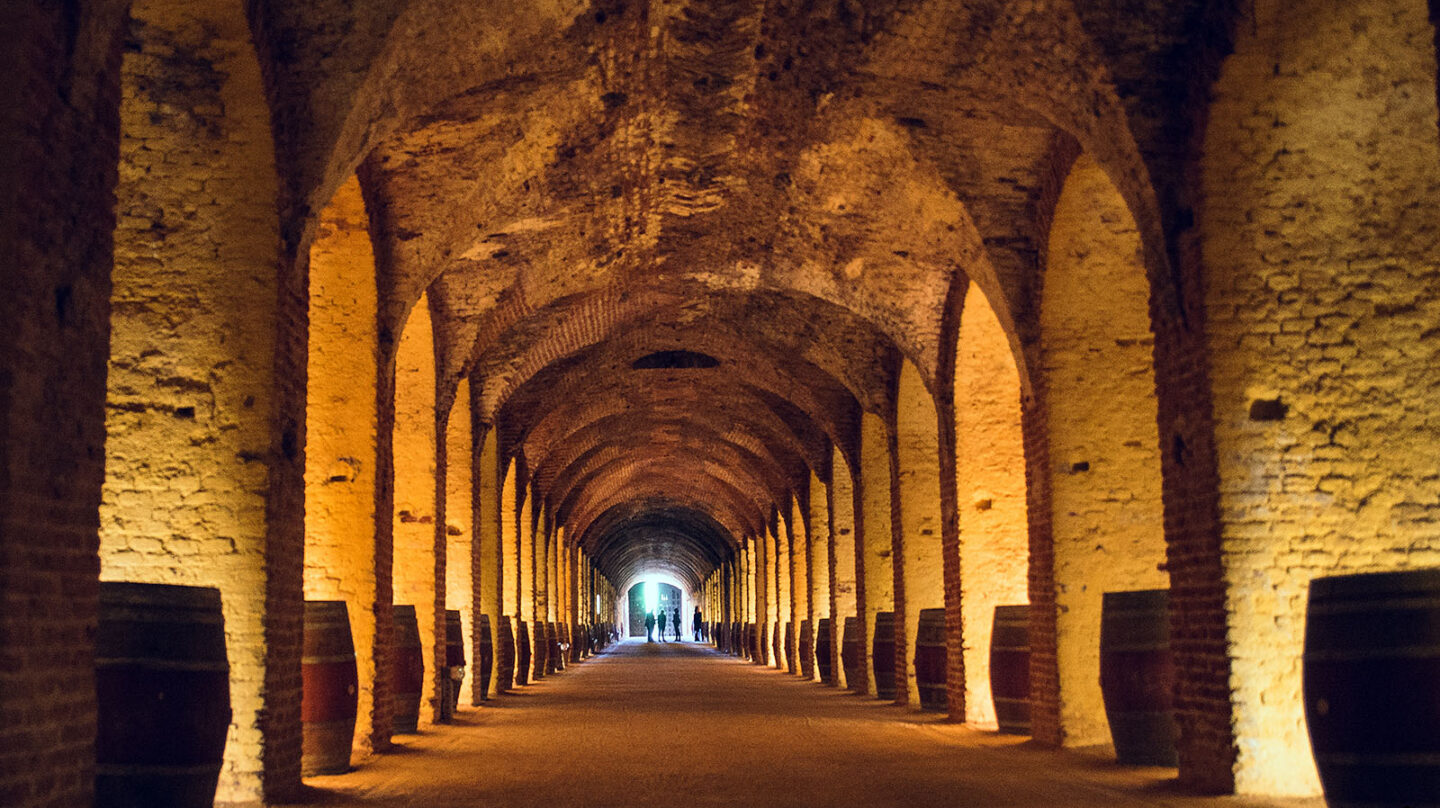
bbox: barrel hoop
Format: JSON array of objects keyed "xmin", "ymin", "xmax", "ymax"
[
  {"xmin": 96, "ymin": 658, "xmax": 228, "ymax": 672},
  {"xmin": 302, "ymin": 654, "xmax": 359, "ymax": 664}
]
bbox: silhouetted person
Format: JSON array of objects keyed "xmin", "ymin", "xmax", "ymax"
[
  {"xmin": 693, "ymin": 606, "xmax": 703, "ymax": 641},
  {"xmin": 672, "ymin": 609, "xmax": 681, "ymax": 641},
  {"xmin": 644, "ymin": 611, "xmax": 655, "ymax": 642},
  {"xmin": 657, "ymin": 609, "xmax": 667, "ymax": 641}
]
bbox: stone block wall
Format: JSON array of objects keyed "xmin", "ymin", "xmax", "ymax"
[{"xmin": 1202, "ymin": 0, "xmax": 1440, "ymax": 794}]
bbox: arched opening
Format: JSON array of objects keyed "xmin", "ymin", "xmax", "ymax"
[
  {"xmin": 303, "ymin": 174, "xmax": 381, "ymax": 758},
  {"xmin": 953, "ymin": 282, "xmax": 1029, "ymax": 729},
  {"xmin": 98, "ymin": 0, "xmax": 289, "ymax": 798},
  {"xmin": 1202, "ymin": 0, "xmax": 1440, "ymax": 795},
  {"xmin": 894, "ymin": 360, "xmax": 945, "ymax": 708},
  {"xmin": 1041, "ymin": 154, "xmax": 1169, "ymax": 749},
  {"xmin": 391, "ymin": 290, "xmax": 441, "ymax": 727},
  {"xmin": 858, "ymin": 411, "xmax": 895, "ymax": 696}
]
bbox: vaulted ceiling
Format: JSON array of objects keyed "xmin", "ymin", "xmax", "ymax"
[{"xmin": 254, "ymin": 0, "xmax": 1206, "ymax": 589}]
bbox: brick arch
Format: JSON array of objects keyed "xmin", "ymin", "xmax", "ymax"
[
  {"xmin": 522, "ymin": 376, "xmax": 819, "ymax": 475},
  {"xmin": 560, "ymin": 457, "xmax": 773, "ymax": 543},
  {"xmin": 581, "ymin": 505, "xmax": 740, "ymax": 593},
  {"xmin": 571, "ymin": 473, "xmax": 763, "ymax": 553},
  {"xmin": 535, "ymin": 419, "xmax": 796, "ymax": 518},
  {"xmin": 492, "ymin": 309, "xmax": 864, "ymax": 460},
  {"xmin": 98, "ymin": 0, "xmax": 301, "ymax": 799}
]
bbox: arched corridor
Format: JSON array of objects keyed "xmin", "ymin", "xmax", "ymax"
[{"xmin": 3, "ymin": 1, "xmax": 1440, "ymax": 807}]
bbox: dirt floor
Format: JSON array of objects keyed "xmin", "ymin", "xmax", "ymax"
[{"xmin": 283, "ymin": 640, "xmax": 1326, "ymax": 808}]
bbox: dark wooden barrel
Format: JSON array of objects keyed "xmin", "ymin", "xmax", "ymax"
[
  {"xmin": 96, "ymin": 581, "xmax": 230, "ymax": 807},
  {"xmin": 872, "ymin": 611, "xmax": 897, "ymax": 700},
  {"xmin": 782, "ymin": 621, "xmax": 794, "ymax": 673},
  {"xmin": 799, "ymin": 619, "xmax": 815, "ymax": 679},
  {"xmin": 302, "ymin": 600, "xmax": 357, "ymax": 776},
  {"xmin": 990, "ymin": 604, "xmax": 1031, "ymax": 735},
  {"xmin": 915, "ymin": 608, "xmax": 947, "ymax": 712},
  {"xmin": 1305, "ymin": 568, "xmax": 1440, "ymax": 807},
  {"xmin": 495, "ymin": 616, "xmax": 514, "ymax": 694},
  {"xmin": 756, "ymin": 622, "xmax": 769, "ymax": 666},
  {"xmin": 391, "ymin": 605, "xmax": 423, "ymax": 734},
  {"xmin": 515, "ymin": 619, "xmax": 531, "ymax": 685},
  {"xmin": 732, "ymin": 622, "xmax": 742, "ymax": 657},
  {"xmin": 842, "ymin": 616, "xmax": 863, "ymax": 692},
  {"xmin": 443, "ymin": 610, "xmax": 464, "ymax": 718},
  {"xmin": 1099, "ymin": 589, "xmax": 1177, "ymax": 766},
  {"xmin": 816, "ymin": 618, "xmax": 834, "ymax": 684},
  {"xmin": 530, "ymin": 621, "xmax": 547, "ymax": 680},
  {"xmin": 547, "ymin": 621, "xmax": 563, "ymax": 672},
  {"xmin": 744, "ymin": 623, "xmax": 755, "ymax": 662},
  {"xmin": 568, "ymin": 623, "xmax": 581, "ymax": 664},
  {"xmin": 476, "ymin": 615, "xmax": 493, "ymax": 701}
]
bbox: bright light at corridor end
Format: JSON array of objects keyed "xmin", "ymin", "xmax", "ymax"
[{"xmin": 644, "ymin": 580, "xmax": 658, "ymax": 613}]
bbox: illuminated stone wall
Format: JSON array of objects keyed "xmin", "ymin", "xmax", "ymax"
[
  {"xmin": 304, "ymin": 175, "xmax": 380, "ymax": 755},
  {"xmin": 444, "ymin": 379, "xmax": 474, "ymax": 705},
  {"xmin": 99, "ymin": 0, "xmax": 289, "ymax": 797},
  {"xmin": 775, "ymin": 511, "xmax": 792, "ymax": 670},
  {"xmin": 1042, "ymin": 154, "xmax": 1168, "ymax": 748},
  {"xmin": 954, "ymin": 284, "xmax": 1029, "ymax": 728},
  {"xmin": 791, "ymin": 497, "xmax": 810, "ymax": 674},
  {"xmin": 829, "ymin": 449, "xmax": 859, "ymax": 689},
  {"xmin": 475, "ymin": 430, "xmax": 502, "ymax": 699},
  {"xmin": 859, "ymin": 412, "xmax": 895, "ymax": 696},
  {"xmin": 1203, "ymin": 0, "xmax": 1440, "ymax": 794},
  {"xmin": 502, "ymin": 462, "xmax": 519, "ymax": 619},
  {"xmin": 894, "ymin": 362, "xmax": 945, "ymax": 708},
  {"xmin": 392, "ymin": 292, "xmax": 442, "ymax": 725},
  {"xmin": 807, "ymin": 472, "xmax": 830, "ymax": 682}
]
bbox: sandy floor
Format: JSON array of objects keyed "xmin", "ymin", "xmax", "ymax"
[{"xmin": 284, "ymin": 640, "xmax": 1324, "ymax": 808}]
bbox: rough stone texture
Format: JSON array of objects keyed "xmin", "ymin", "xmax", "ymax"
[
  {"xmin": 806, "ymin": 472, "xmax": 830, "ymax": 682},
  {"xmin": 1042, "ymin": 154, "xmax": 1169, "ymax": 748},
  {"xmin": 859, "ymin": 412, "xmax": 895, "ymax": 697},
  {"xmin": 305, "ymin": 175, "xmax": 382, "ymax": 758},
  {"xmin": 828, "ymin": 448, "xmax": 859, "ymax": 689},
  {"xmin": 391, "ymin": 292, "xmax": 443, "ymax": 726},
  {"xmin": 954, "ymin": 283, "xmax": 1029, "ymax": 728},
  {"xmin": 444, "ymin": 379, "xmax": 475, "ymax": 704},
  {"xmin": 1202, "ymin": 0, "xmax": 1440, "ymax": 795},
  {"xmin": 894, "ymin": 361, "xmax": 946, "ymax": 708},
  {"xmin": 99, "ymin": 0, "xmax": 295, "ymax": 799}
]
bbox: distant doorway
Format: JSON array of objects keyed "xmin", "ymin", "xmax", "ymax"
[{"xmin": 627, "ymin": 581, "xmax": 682, "ymax": 639}]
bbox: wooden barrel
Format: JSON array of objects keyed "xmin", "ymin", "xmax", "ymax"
[
  {"xmin": 799, "ymin": 619, "xmax": 815, "ymax": 679},
  {"xmin": 476, "ymin": 615, "xmax": 493, "ymax": 701},
  {"xmin": 531, "ymin": 621, "xmax": 547, "ymax": 680},
  {"xmin": 302, "ymin": 600, "xmax": 357, "ymax": 776},
  {"xmin": 569, "ymin": 623, "xmax": 581, "ymax": 664},
  {"xmin": 990, "ymin": 605, "xmax": 1031, "ymax": 735},
  {"xmin": 495, "ymin": 616, "xmax": 514, "ymax": 694},
  {"xmin": 815, "ymin": 618, "xmax": 833, "ymax": 684},
  {"xmin": 391, "ymin": 605, "xmax": 423, "ymax": 734},
  {"xmin": 1099, "ymin": 589, "xmax": 1177, "ymax": 765},
  {"xmin": 756, "ymin": 622, "xmax": 769, "ymax": 666},
  {"xmin": 732, "ymin": 622, "xmax": 742, "ymax": 657},
  {"xmin": 782, "ymin": 621, "xmax": 793, "ymax": 673},
  {"xmin": 547, "ymin": 621, "xmax": 563, "ymax": 672},
  {"xmin": 744, "ymin": 623, "xmax": 755, "ymax": 662},
  {"xmin": 96, "ymin": 581, "xmax": 230, "ymax": 807},
  {"xmin": 1305, "ymin": 568, "xmax": 1440, "ymax": 807},
  {"xmin": 915, "ymin": 608, "xmax": 947, "ymax": 712},
  {"xmin": 872, "ymin": 611, "xmax": 897, "ymax": 700},
  {"xmin": 515, "ymin": 619, "xmax": 531, "ymax": 686},
  {"xmin": 842, "ymin": 616, "xmax": 863, "ymax": 692},
  {"xmin": 443, "ymin": 610, "xmax": 464, "ymax": 718}
]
